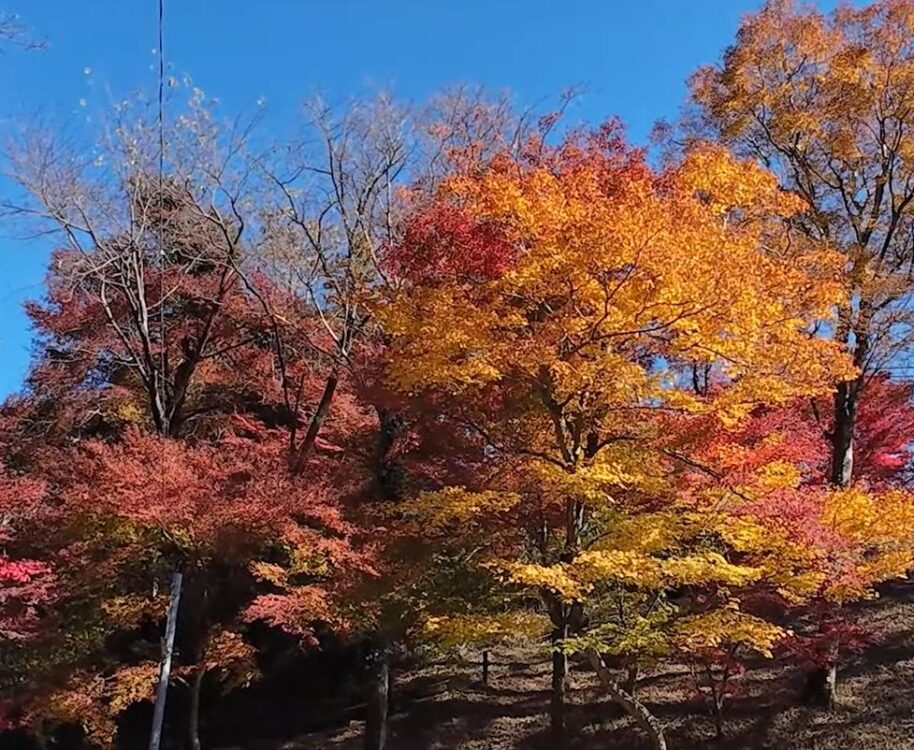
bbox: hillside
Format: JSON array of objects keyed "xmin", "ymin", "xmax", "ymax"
[{"xmin": 281, "ymin": 586, "xmax": 914, "ymax": 750}]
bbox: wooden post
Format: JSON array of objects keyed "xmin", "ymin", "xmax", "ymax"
[
  {"xmin": 364, "ymin": 646, "xmax": 389, "ymax": 750},
  {"xmin": 149, "ymin": 571, "xmax": 183, "ymax": 750},
  {"xmin": 482, "ymin": 650, "xmax": 490, "ymax": 685}
]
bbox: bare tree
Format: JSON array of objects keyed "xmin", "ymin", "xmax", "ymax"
[
  {"xmin": 255, "ymin": 94, "xmax": 411, "ymax": 471},
  {"xmin": 3, "ymin": 88, "xmax": 259, "ymax": 437},
  {"xmin": 254, "ymin": 87, "xmax": 536, "ymax": 473}
]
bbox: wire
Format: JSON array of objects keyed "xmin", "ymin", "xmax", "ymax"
[
  {"xmin": 147, "ymin": 5, "xmax": 182, "ymax": 750},
  {"xmin": 157, "ymin": 0, "xmax": 166, "ymax": 421}
]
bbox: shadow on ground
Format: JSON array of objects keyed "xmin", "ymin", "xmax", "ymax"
[{"xmin": 223, "ymin": 582, "xmax": 914, "ymax": 750}]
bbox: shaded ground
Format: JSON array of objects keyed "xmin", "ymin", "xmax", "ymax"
[{"xmin": 224, "ymin": 585, "xmax": 914, "ymax": 750}]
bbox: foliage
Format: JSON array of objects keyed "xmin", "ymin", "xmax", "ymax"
[
  {"xmin": 688, "ymin": 0, "xmax": 914, "ymax": 498},
  {"xmin": 375, "ymin": 121, "xmax": 866, "ymax": 744},
  {"xmin": 6, "ymin": 34, "xmax": 914, "ymax": 747}
]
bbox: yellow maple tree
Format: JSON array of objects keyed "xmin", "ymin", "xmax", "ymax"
[{"xmin": 378, "ymin": 125, "xmax": 855, "ymax": 744}]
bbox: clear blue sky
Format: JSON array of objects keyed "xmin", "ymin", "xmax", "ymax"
[{"xmin": 0, "ymin": 0, "xmax": 832, "ymax": 397}]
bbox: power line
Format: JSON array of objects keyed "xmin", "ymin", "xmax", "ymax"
[
  {"xmin": 148, "ymin": 3, "xmax": 182, "ymax": 750},
  {"xmin": 157, "ymin": 0, "xmax": 166, "ymax": 419}
]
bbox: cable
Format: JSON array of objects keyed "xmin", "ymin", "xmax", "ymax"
[
  {"xmin": 148, "ymin": 5, "xmax": 183, "ymax": 750},
  {"xmin": 157, "ymin": 0, "xmax": 166, "ymax": 420}
]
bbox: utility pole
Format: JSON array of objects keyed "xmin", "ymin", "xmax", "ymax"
[{"xmin": 148, "ymin": 571, "xmax": 183, "ymax": 750}]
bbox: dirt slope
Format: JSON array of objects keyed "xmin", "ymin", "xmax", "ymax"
[{"xmin": 249, "ymin": 585, "xmax": 914, "ymax": 750}]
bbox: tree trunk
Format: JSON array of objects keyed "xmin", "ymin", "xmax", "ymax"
[
  {"xmin": 709, "ymin": 679, "xmax": 724, "ymax": 739},
  {"xmin": 585, "ymin": 648, "xmax": 666, "ymax": 750},
  {"xmin": 364, "ymin": 648, "xmax": 389, "ymax": 750},
  {"xmin": 188, "ymin": 666, "xmax": 205, "ymax": 750},
  {"xmin": 828, "ymin": 302, "xmax": 868, "ymax": 489},
  {"xmin": 361, "ymin": 407, "xmax": 403, "ymax": 750},
  {"xmin": 550, "ymin": 631, "xmax": 568, "ymax": 743},
  {"xmin": 375, "ymin": 408, "xmax": 405, "ymax": 501},
  {"xmin": 623, "ymin": 664, "xmax": 639, "ymax": 697},
  {"xmin": 830, "ymin": 381, "xmax": 857, "ymax": 487},
  {"xmin": 290, "ymin": 371, "xmax": 339, "ymax": 474},
  {"xmin": 149, "ymin": 571, "xmax": 183, "ymax": 750},
  {"xmin": 803, "ymin": 379, "xmax": 860, "ymax": 708},
  {"xmin": 805, "ymin": 649, "xmax": 838, "ymax": 710},
  {"xmin": 824, "ymin": 661, "xmax": 837, "ymax": 710}
]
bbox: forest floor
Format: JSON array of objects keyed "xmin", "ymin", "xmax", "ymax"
[{"xmin": 225, "ymin": 583, "xmax": 914, "ymax": 750}]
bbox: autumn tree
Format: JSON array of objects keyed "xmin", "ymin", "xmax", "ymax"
[
  {"xmin": 0, "ymin": 89, "xmax": 381, "ymax": 748},
  {"xmin": 377, "ymin": 122, "xmax": 854, "ymax": 745},
  {"xmin": 0, "ymin": 272, "xmax": 376, "ymax": 748},
  {"xmin": 2, "ymin": 88, "xmax": 271, "ymax": 441},
  {"xmin": 0, "ymin": 463, "xmax": 54, "ymax": 735},
  {"xmin": 668, "ymin": 390, "xmax": 914, "ymax": 727},
  {"xmin": 24, "ymin": 428, "xmax": 371, "ymax": 749},
  {"xmin": 688, "ymin": 0, "xmax": 914, "ymax": 490},
  {"xmin": 688, "ymin": 0, "xmax": 914, "ymax": 704},
  {"xmin": 253, "ymin": 88, "xmax": 553, "ymax": 750}
]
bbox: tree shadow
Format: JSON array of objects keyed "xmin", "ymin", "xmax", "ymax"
[{"xmin": 842, "ymin": 627, "xmax": 914, "ymax": 678}]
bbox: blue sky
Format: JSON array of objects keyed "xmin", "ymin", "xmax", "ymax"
[{"xmin": 0, "ymin": 0, "xmax": 828, "ymax": 397}]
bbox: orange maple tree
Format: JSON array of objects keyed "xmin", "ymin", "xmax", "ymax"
[
  {"xmin": 687, "ymin": 0, "xmax": 914, "ymax": 705},
  {"xmin": 376, "ymin": 122, "xmax": 859, "ymax": 745}
]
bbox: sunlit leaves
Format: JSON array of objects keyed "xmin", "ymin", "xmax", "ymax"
[{"xmin": 421, "ymin": 611, "xmax": 550, "ymax": 650}]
